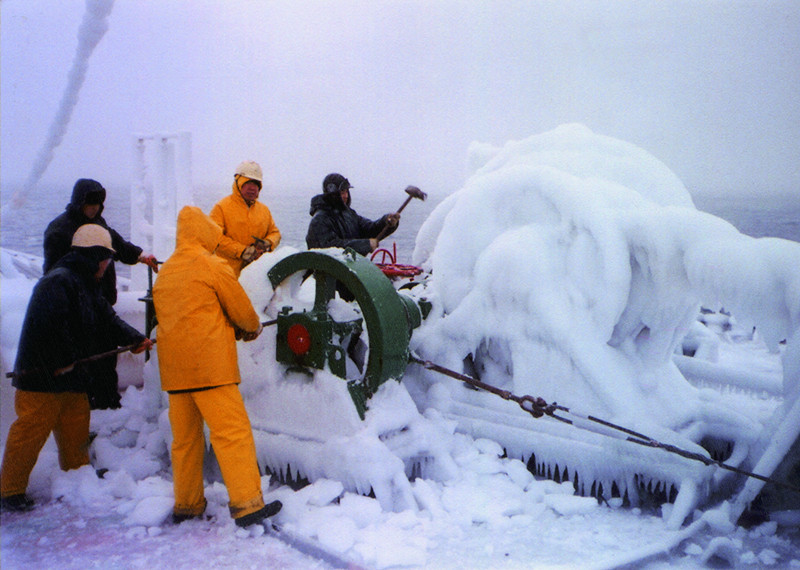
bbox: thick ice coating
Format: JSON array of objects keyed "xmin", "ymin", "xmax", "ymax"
[{"xmin": 409, "ymin": 124, "xmax": 800, "ymax": 525}]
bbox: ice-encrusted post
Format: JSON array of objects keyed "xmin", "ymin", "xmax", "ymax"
[
  {"xmin": 129, "ymin": 131, "xmax": 193, "ymax": 292},
  {"xmin": 174, "ymin": 131, "xmax": 193, "ymax": 210},
  {"xmin": 152, "ymin": 135, "xmax": 173, "ymax": 262},
  {"xmin": 130, "ymin": 135, "xmax": 151, "ymax": 292}
]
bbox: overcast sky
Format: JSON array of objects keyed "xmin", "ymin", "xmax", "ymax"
[{"xmin": 1, "ymin": 0, "xmax": 799, "ymax": 201}]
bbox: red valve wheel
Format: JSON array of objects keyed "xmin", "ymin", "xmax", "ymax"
[{"xmin": 370, "ymin": 243, "xmax": 422, "ymax": 278}]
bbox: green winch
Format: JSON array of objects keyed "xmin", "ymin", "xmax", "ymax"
[{"xmin": 268, "ymin": 249, "xmax": 429, "ymax": 419}]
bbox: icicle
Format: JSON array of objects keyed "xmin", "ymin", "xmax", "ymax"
[{"xmin": 6, "ymin": 0, "xmax": 115, "ymax": 212}]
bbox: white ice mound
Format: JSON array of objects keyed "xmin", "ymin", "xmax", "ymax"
[{"xmin": 409, "ymin": 124, "xmax": 800, "ymax": 523}]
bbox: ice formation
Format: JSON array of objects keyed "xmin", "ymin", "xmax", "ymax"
[{"xmin": 405, "ymin": 124, "xmax": 800, "ymax": 526}]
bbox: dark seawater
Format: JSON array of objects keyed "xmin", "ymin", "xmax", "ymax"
[
  {"xmin": 1, "ymin": 184, "xmax": 797, "ymax": 276},
  {"xmin": 693, "ymin": 192, "xmax": 800, "ymax": 243}
]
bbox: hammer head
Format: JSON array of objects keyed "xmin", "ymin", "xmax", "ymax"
[{"xmin": 405, "ymin": 185, "xmax": 427, "ymax": 201}]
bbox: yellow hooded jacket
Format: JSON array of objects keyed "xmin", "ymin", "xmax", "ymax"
[
  {"xmin": 153, "ymin": 206, "xmax": 261, "ymax": 392},
  {"xmin": 210, "ymin": 180, "xmax": 281, "ymax": 276}
]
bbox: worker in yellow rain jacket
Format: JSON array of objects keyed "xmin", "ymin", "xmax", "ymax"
[
  {"xmin": 153, "ymin": 205, "xmax": 281, "ymax": 527},
  {"xmin": 210, "ymin": 160, "xmax": 281, "ymax": 277}
]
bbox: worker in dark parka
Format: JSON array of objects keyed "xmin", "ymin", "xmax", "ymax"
[
  {"xmin": 0, "ymin": 225, "xmax": 152, "ymax": 513},
  {"xmin": 306, "ymin": 173, "xmax": 400, "ymax": 255},
  {"xmin": 43, "ymin": 178, "xmax": 157, "ymax": 409}
]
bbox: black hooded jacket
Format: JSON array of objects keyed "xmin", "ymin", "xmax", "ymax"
[
  {"xmin": 43, "ymin": 179, "xmax": 143, "ymax": 305},
  {"xmin": 305, "ymin": 191, "xmax": 396, "ymax": 256},
  {"xmin": 13, "ymin": 250, "xmax": 145, "ymax": 393}
]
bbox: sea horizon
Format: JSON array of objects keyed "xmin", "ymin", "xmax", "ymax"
[{"xmin": 2, "ymin": 182, "xmax": 798, "ymax": 267}]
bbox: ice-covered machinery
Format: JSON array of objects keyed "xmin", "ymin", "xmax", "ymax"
[
  {"xmin": 261, "ymin": 248, "xmax": 799, "ymax": 522},
  {"xmin": 268, "ymin": 249, "xmax": 430, "ymax": 419}
]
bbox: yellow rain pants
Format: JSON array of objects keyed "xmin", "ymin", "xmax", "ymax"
[
  {"xmin": 168, "ymin": 384, "xmax": 265, "ymax": 519},
  {"xmin": 0, "ymin": 390, "xmax": 90, "ymax": 497}
]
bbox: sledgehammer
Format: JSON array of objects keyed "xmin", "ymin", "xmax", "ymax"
[{"xmin": 375, "ymin": 185, "xmax": 426, "ymax": 242}]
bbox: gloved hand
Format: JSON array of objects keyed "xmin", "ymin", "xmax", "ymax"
[
  {"xmin": 240, "ymin": 324, "xmax": 263, "ymax": 342},
  {"xmin": 241, "ymin": 245, "xmax": 259, "ymax": 262},
  {"xmin": 253, "ymin": 238, "xmax": 272, "ymax": 253},
  {"xmin": 130, "ymin": 338, "xmax": 154, "ymax": 354},
  {"xmin": 139, "ymin": 253, "xmax": 159, "ymax": 273},
  {"xmin": 385, "ymin": 213, "xmax": 401, "ymax": 228}
]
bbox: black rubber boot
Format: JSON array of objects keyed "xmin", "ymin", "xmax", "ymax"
[
  {"xmin": 171, "ymin": 512, "xmax": 202, "ymax": 524},
  {"xmin": 0, "ymin": 494, "xmax": 35, "ymax": 512},
  {"xmin": 234, "ymin": 500, "xmax": 282, "ymax": 528}
]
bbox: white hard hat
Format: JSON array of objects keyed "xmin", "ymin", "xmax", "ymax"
[
  {"xmin": 234, "ymin": 160, "xmax": 263, "ymax": 183},
  {"xmin": 72, "ymin": 224, "xmax": 115, "ymax": 253}
]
